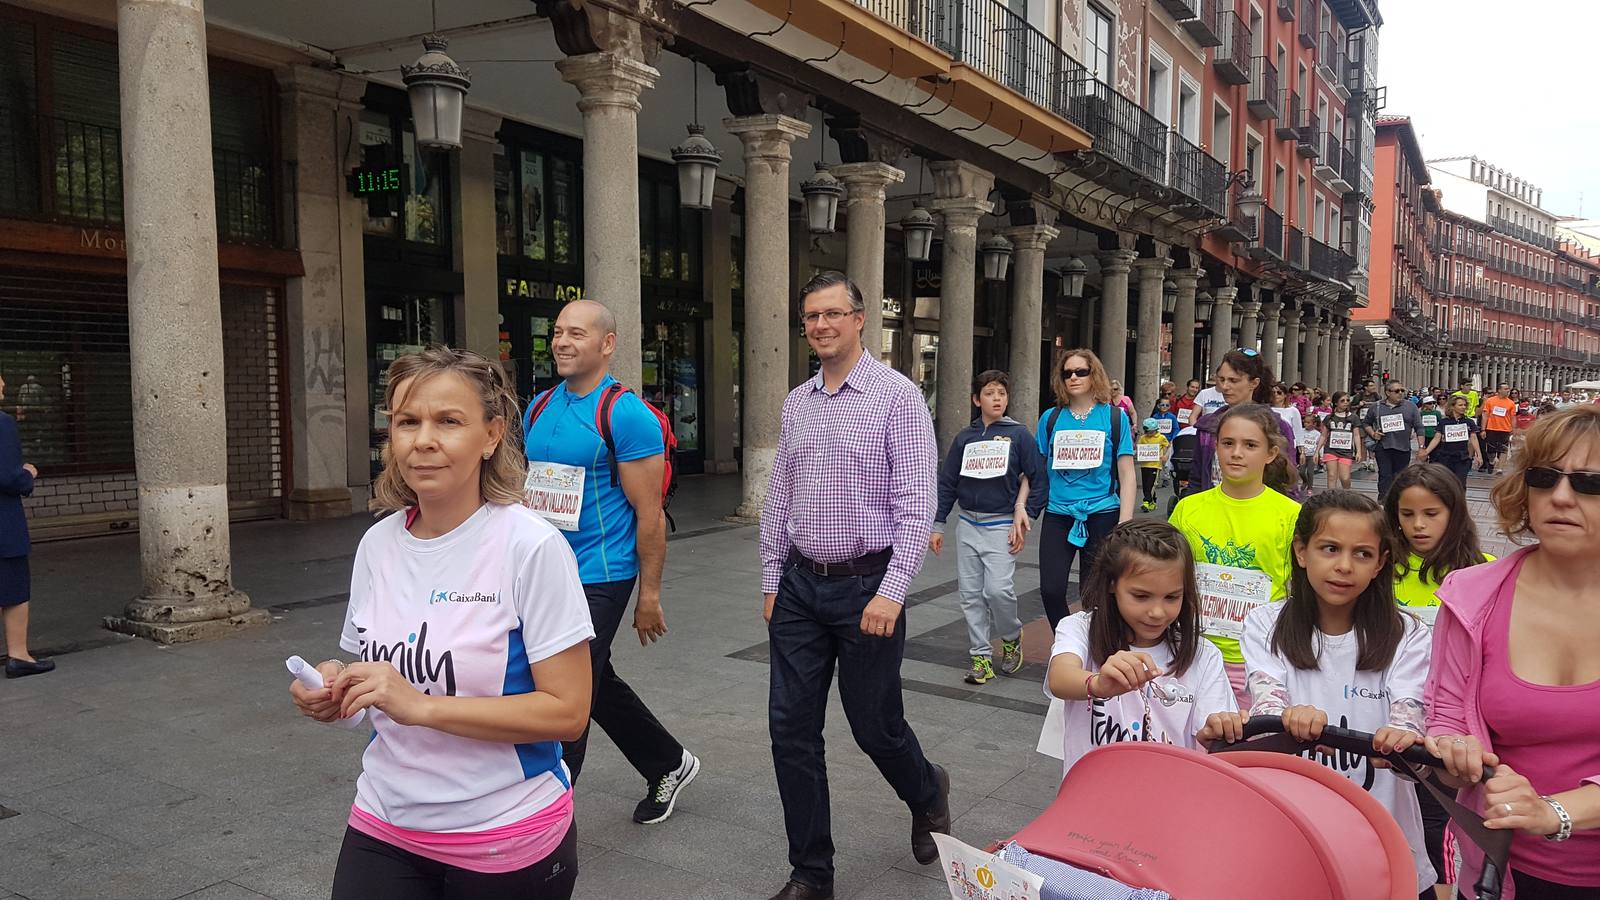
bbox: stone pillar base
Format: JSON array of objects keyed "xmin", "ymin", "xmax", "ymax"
[
  {"xmin": 285, "ymin": 487, "xmax": 355, "ymax": 521},
  {"xmin": 104, "ymin": 590, "xmax": 270, "ymax": 644},
  {"xmin": 705, "ymin": 458, "xmax": 740, "ymax": 475}
]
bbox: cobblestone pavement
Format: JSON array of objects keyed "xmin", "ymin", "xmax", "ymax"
[{"xmin": 0, "ymin": 467, "xmax": 1516, "ymax": 899}]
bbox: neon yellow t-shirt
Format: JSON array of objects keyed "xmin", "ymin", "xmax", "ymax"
[
  {"xmin": 1135, "ymin": 433, "xmax": 1170, "ymax": 469},
  {"xmin": 1393, "ymin": 551, "xmax": 1496, "ymax": 627},
  {"xmin": 1169, "ymin": 485, "xmax": 1302, "ymax": 663}
]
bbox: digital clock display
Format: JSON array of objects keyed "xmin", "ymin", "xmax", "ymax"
[{"xmin": 348, "ymin": 166, "xmax": 403, "ymax": 196}]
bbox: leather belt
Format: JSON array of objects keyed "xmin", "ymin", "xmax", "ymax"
[{"xmin": 788, "ymin": 548, "xmax": 892, "ymax": 577}]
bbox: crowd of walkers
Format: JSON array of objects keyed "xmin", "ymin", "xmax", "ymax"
[{"xmin": 282, "ymin": 271, "xmax": 1597, "ymax": 900}]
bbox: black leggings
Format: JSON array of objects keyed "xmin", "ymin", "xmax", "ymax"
[
  {"xmin": 331, "ymin": 820, "xmax": 579, "ymax": 900},
  {"xmin": 1038, "ymin": 509, "xmax": 1120, "ymax": 630},
  {"xmin": 1140, "ymin": 468, "xmax": 1158, "ymax": 503},
  {"xmin": 1415, "ymin": 779, "xmax": 1448, "ymax": 886},
  {"xmin": 1510, "ymin": 870, "xmax": 1600, "ymax": 899}
]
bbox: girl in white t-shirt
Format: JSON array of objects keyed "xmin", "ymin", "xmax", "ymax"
[
  {"xmin": 1044, "ymin": 520, "xmax": 1236, "ymax": 777},
  {"xmin": 289, "ymin": 347, "xmax": 595, "ymax": 900},
  {"xmin": 1217, "ymin": 490, "xmax": 1437, "ymax": 896}
]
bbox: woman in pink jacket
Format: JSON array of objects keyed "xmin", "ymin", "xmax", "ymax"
[{"xmin": 1422, "ymin": 405, "xmax": 1600, "ymax": 899}]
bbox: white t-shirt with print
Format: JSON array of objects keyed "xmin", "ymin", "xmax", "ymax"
[
  {"xmin": 1042, "ymin": 611, "xmax": 1236, "ymax": 776},
  {"xmin": 1194, "ymin": 387, "xmax": 1227, "ymax": 415},
  {"xmin": 341, "ymin": 502, "xmax": 595, "ymax": 833},
  {"xmin": 1241, "ymin": 604, "xmax": 1436, "ymax": 893}
]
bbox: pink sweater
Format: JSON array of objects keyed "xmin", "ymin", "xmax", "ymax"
[{"xmin": 1427, "ymin": 546, "xmax": 1600, "ymax": 897}]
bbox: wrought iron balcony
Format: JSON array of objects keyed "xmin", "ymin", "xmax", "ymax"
[
  {"xmin": 1167, "ymin": 131, "xmax": 1227, "ymax": 217},
  {"xmin": 1277, "ymin": 91, "xmax": 1302, "ymax": 140},
  {"xmin": 1485, "ymin": 215, "xmax": 1556, "ymax": 251},
  {"xmin": 1557, "ymin": 345, "xmax": 1586, "ymax": 362},
  {"xmin": 1455, "ymin": 328, "xmax": 1488, "ymax": 348},
  {"xmin": 1249, "ymin": 57, "xmax": 1280, "ymax": 119},
  {"xmin": 1179, "ymin": 0, "xmax": 1223, "ymax": 47},
  {"xmin": 1313, "ymin": 131, "xmax": 1340, "ymax": 183},
  {"xmin": 1214, "ymin": 193, "xmax": 1258, "ymax": 243},
  {"xmin": 1308, "ymin": 237, "xmax": 1352, "ymax": 282},
  {"xmin": 922, "ymin": 0, "xmax": 1095, "ymax": 123},
  {"xmin": 1064, "ymin": 73, "xmax": 1169, "ymax": 185},
  {"xmin": 1296, "ymin": 112, "xmax": 1321, "ymax": 158},
  {"xmin": 1317, "ymin": 30, "xmax": 1342, "ymax": 85},
  {"xmin": 1298, "ymin": 0, "xmax": 1317, "ymax": 46},
  {"xmin": 1286, "ymin": 224, "xmax": 1306, "ymax": 268},
  {"xmin": 1278, "ymin": 0, "xmax": 1296, "ymax": 20},
  {"xmin": 1559, "ymin": 308, "xmax": 1584, "ymax": 325},
  {"xmin": 1249, "ymin": 206, "xmax": 1285, "ymax": 260},
  {"xmin": 1330, "ymin": 149, "xmax": 1356, "ymax": 194},
  {"xmin": 1213, "ymin": 10, "xmax": 1251, "ymax": 84},
  {"xmin": 1156, "ymin": 0, "xmax": 1200, "ymax": 19}
]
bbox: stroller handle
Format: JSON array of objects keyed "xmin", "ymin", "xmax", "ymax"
[{"xmin": 1223, "ymin": 715, "xmax": 1496, "ymax": 778}]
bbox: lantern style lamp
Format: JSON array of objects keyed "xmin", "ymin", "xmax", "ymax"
[
  {"xmin": 402, "ymin": 35, "xmax": 471, "ymax": 151},
  {"xmin": 1195, "ymin": 291, "xmax": 1215, "ymax": 321},
  {"xmin": 1061, "ymin": 257, "xmax": 1088, "ymax": 298},
  {"xmin": 1237, "ymin": 187, "xmax": 1265, "ymax": 221},
  {"xmin": 982, "ymin": 234, "xmax": 1014, "ymax": 281},
  {"xmin": 1162, "ymin": 278, "xmax": 1178, "ymax": 314},
  {"xmin": 671, "ymin": 124, "xmax": 721, "ymax": 210},
  {"xmin": 901, "ymin": 203, "xmax": 936, "ymax": 262},
  {"xmin": 1232, "ymin": 306, "xmax": 1244, "ymax": 330},
  {"xmin": 801, "ymin": 164, "xmax": 844, "ymax": 235}
]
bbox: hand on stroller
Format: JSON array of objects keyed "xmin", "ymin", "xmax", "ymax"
[
  {"xmin": 1368, "ymin": 726, "xmax": 1420, "ymax": 769},
  {"xmin": 1282, "ymin": 705, "xmax": 1329, "ymax": 742},
  {"xmin": 1095, "ymin": 651, "xmax": 1163, "ymax": 697},
  {"xmin": 1197, "ymin": 711, "xmax": 1247, "ymax": 744},
  {"xmin": 1481, "ymin": 763, "xmax": 1562, "ymax": 836},
  {"xmin": 1423, "ymin": 733, "xmax": 1499, "ymax": 785}
]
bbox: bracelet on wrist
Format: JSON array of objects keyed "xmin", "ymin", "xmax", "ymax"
[{"xmin": 1541, "ymin": 795, "xmax": 1574, "ymax": 842}]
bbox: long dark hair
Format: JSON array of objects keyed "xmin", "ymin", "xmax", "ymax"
[
  {"xmin": 1216, "ymin": 403, "xmax": 1298, "ymax": 496},
  {"xmin": 1082, "ymin": 520, "xmax": 1201, "ymax": 677},
  {"xmin": 1385, "ymin": 464, "xmax": 1486, "ymax": 584},
  {"xmin": 1273, "ymin": 491, "xmax": 1406, "ymax": 672},
  {"xmin": 1220, "ymin": 348, "xmax": 1275, "ymax": 404}
]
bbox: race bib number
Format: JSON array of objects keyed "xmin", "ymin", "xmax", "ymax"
[
  {"xmin": 1422, "ymin": 414, "xmax": 1438, "ymax": 428},
  {"xmin": 1444, "ymin": 423, "xmax": 1469, "ymax": 443},
  {"xmin": 1177, "ymin": 407, "xmax": 1193, "ymax": 424},
  {"xmin": 1491, "ymin": 406, "xmax": 1510, "ymax": 419},
  {"xmin": 1380, "ymin": 414, "xmax": 1405, "ymax": 433},
  {"xmin": 1158, "ymin": 418, "xmax": 1174, "ymax": 434},
  {"xmin": 1298, "ymin": 432, "xmax": 1321, "ymax": 452},
  {"xmin": 523, "ymin": 462, "xmax": 585, "ymax": 531},
  {"xmin": 1136, "ymin": 443, "xmax": 1162, "ymax": 463},
  {"xmin": 1196, "ymin": 563, "xmax": 1273, "ymax": 639},
  {"xmin": 1051, "ymin": 429, "xmax": 1105, "ymax": 470},
  {"xmin": 960, "ymin": 440, "xmax": 1010, "ymax": 480},
  {"xmin": 1329, "ymin": 429, "xmax": 1355, "ymax": 451}
]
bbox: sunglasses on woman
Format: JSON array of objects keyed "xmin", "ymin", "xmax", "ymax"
[
  {"xmin": 1062, "ymin": 367, "xmax": 1093, "ymax": 379},
  {"xmin": 1525, "ymin": 467, "xmax": 1600, "ymax": 495}
]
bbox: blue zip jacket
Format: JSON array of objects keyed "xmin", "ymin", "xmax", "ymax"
[{"xmin": 933, "ymin": 416, "xmax": 1047, "ymax": 529}]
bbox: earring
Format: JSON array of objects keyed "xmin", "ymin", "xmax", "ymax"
[{"xmin": 483, "ymin": 450, "xmax": 494, "ymax": 460}]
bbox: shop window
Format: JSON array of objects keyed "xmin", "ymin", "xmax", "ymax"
[
  {"xmin": 359, "ymin": 107, "xmax": 447, "ymax": 246},
  {"xmin": 493, "ymin": 145, "xmax": 514, "ymax": 255},
  {"xmin": 551, "ymin": 157, "xmax": 576, "ymax": 264},
  {"xmin": 519, "ymin": 148, "xmax": 546, "ymax": 260}
]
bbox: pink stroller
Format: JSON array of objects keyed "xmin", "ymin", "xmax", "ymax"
[{"xmin": 1006, "ymin": 716, "xmax": 1509, "ymax": 900}]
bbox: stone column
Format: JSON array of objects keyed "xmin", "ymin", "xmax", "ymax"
[
  {"xmin": 1259, "ymin": 299, "xmax": 1282, "ymax": 377},
  {"xmin": 105, "ymin": 0, "xmax": 263, "ymax": 641},
  {"xmin": 1301, "ymin": 313, "xmax": 1321, "ymax": 389},
  {"xmin": 1170, "ymin": 267, "xmax": 1203, "ymax": 386},
  {"xmin": 1003, "ymin": 220, "xmax": 1059, "ymax": 426},
  {"xmin": 727, "ymin": 114, "xmax": 810, "ymax": 521},
  {"xmin": 455, "ymin": 108, "xmax": 503, "ymax": 358},
  {"xmin": 1133, "ymin": 250, "xmax": 1172, "ymax": 416},
  {"xmin": 1312, "ymin": 321, "xmax": 1329, "ymax": 390},
  {"xmin": 558, "ymin": 52, "xmax": 659, "ymax": 391},
  {"xmin": 1341, "ymin": 325, "xmax": 1353, "ymax": 390},
  {"xmin": 930, "ymin": 160, "xmax": 996, "ymax": 453},
  {"xmin": 1281, "ymin": 303, "xmax": 1302, "ymax": 388},
  {"xmin": 703, "ymin": 175, "xmax": 740, "ymax": 474},
  {"xmin": 1237, "ymin": 297, "xmax": 1262, "ymax": 353},
  {"xmin": 1098, "ymin": 246, "xmax": 1139, "ymax": 385},
  {"xmin": 833, "ymin": 162, "xmax": 904, "ymax": 361},
  {"xmin": 275, "ymin": 65, "xmax": 359, "ymax": 520},
  {"xmin": 1210, "ymin": 284, "xmax": 1238, "ymax": 382}
]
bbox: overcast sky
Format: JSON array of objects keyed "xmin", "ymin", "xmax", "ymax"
[{"xmin": 1379, "ymin": 0, "xmax": 1600, "ymax": 218}]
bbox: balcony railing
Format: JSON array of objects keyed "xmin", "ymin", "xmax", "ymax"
[
  {"xmin": 1454, "ymin": 328, "xmax": 1488, "ymax": 348},
  {"xmin": 1167, "ymin": 131, "xmax": 1227, "ymax": 217},
  {"xmin": 1178, "ymin": 0, "xmax": 1222, "ymax": 47},
  {"xmin": 927, "ymin": 0, "xmax": 1090, "ymax": 120},
  {"xmin": 1308, "ymin": 237, "xmax": 1352, "ymax": 281},
  {"xmin": 1298, "ymin": 0, "xmax": 1317, "ymax": 46},
  {"xmin": 1248, "ymin": 57, "xmax": 1280, "ymax": 119},
  {"xmin": 1558, "ymin": 308, "xmax": 1584, "ymax": 325},
  {"xmin": 1214, "ymin": 193, "xmax": 1258, "ymax": 242},
  {"xmin": 1317, "ymin": 30, "xmax": 1342, "ymax": 84},
  {"xmin": 1066, "ymin": 74, "xmax": 1168, "ymax": 185},
  {"xmin": 1485, "ymin": 214, "xmax": 1556, "ymax": 251},
  {"xmin": 1277, "ymin": 91, "xmax": 1302, "ymax": 140},
  {"xmin": 1156, "ymin": 0, "xmax": 1201, "ymax": 18},
  {"xmin": 1213, "ymin": 10, "xmax": 1251, "ymax": 84},
  {"xmin": 1314, "ymin": 130, "xmax": 1341, "ymax": 181},
  {"xmin": 1249, "ymin": 206, "xmax": 1285, "ymax": 259},
  {"xmin": 1286, "ymin": 224, "xmax": 1306, "ymax": 268},
  {"xmin": 0, "ymin": 107, "xmax": 275, "ymax": 244},
  {"xmin": 1296, "ymin": 111, "xmax": 1321, "ymax": 158}
]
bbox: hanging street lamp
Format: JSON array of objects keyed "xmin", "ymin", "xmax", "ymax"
[
  {"xmin": 671, "ymin": 124, "xmax": 721, "ymax": 210},
  {"xmin": 900, "ymin": 203, "xmax": 936, "ymax": 262},
  {"xmin": 401, "ymin": 35, "xmax": 471, "ymax": 151},
  {"xmin": 1162, "ymin": 278, "xmax": 1178, "ymax": 314},
  {"xmin": 801, "ymin": 163, "xmax": 844, "ymax": 235},
  {"xmin": 1060, "ymin": 257, "xmax": 1088, "ymax": 298},
  {"xmin": 981, "ymin": 234, "xmax": 1013, "ymax": 281},
  {"xmin": 1195, "ymin": 291, "xmax": 1215, "ymax": 322}
]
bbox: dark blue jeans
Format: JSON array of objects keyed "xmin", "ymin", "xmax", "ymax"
[
  {"xmin": 768, "ymin": 562, "xmax": 939, "ymax": 890},
  {"xmin": 1376, "ymin": 446, "xmax": 1412, "ymax": 500}
]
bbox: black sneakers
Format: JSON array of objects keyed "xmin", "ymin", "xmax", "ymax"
[{"xmin": 632, "ymin": 749, "xmax": 701, "ymax": 824}]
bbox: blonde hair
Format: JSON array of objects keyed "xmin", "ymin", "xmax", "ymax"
[
  {"xmin": 1051, "ymin": 347, "xmax": 1113, "ymax": 407},
  {"xmin": 1489, "ymin": 405, "xmax": 1600, "ymax": 542},
  {"xmin": 371, "ymin": 346, "xmax": 527, "ymax": 513}
]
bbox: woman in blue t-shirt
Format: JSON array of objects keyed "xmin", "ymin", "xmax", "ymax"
[{"xmin": 1035, "ymin": 348, "xmax": 1136, "ymax": 629}]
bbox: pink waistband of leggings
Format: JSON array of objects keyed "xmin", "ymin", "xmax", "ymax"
[{"xmin": 347, "ymin": 790, "xmax": 573, "ymax": 875}]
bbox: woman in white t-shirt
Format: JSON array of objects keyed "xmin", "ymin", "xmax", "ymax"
[
  {"xmin": 1043, "ymin": 520, "xmax": 1236, "ymax": 777},
  {"xmin": 289, "ymin": 347, "xmax": 595, "ymax": 900},
  {"xmin": 1225, "ymin": 490, "xmax": 1437, "ymax": 897}
]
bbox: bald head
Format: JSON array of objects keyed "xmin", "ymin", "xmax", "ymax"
[{"xmin": 561, "ymin": 299, "xmax": 616, "ymax": 338}]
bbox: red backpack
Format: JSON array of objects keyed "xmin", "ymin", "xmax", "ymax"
[{"xmin": 523, "ymin": 384, "xmax": 680, "ymax": 532}]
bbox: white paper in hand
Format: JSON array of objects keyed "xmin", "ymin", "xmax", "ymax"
[
  {"xmin": 1035, "ymin": 697, "xmax": 1065, "ymax": 760},
  {"xmin": 286, "ymin": 655, "xmax": 367, "ymax": 728},
  {"xmin": 932, "ymin": 833, "xmax": 1045, "ymax": 900}
]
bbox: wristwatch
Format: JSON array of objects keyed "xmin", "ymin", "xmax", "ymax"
[{"xmin": 1540, "ymin": 795, "xmax": 1573, "ymax": 842}]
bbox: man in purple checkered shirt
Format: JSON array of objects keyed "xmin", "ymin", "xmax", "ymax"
[{"xmin": 757, "ymin": 271, "xmax": 949, "ymax": 900}]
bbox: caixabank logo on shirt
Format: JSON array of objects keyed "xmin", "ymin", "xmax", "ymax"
[{"xmin": 428, "ymin": 588, "xmax": 501, "ymax": 605}]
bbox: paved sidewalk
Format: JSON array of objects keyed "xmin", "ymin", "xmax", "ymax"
[{"xmin": 0, "ymin": 466, "xmax": 1516, "ymax": 899}]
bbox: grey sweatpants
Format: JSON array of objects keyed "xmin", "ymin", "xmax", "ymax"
[{"xmin": 957, "ymin": 513, "xmax": 1023, "ymax": 658}]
